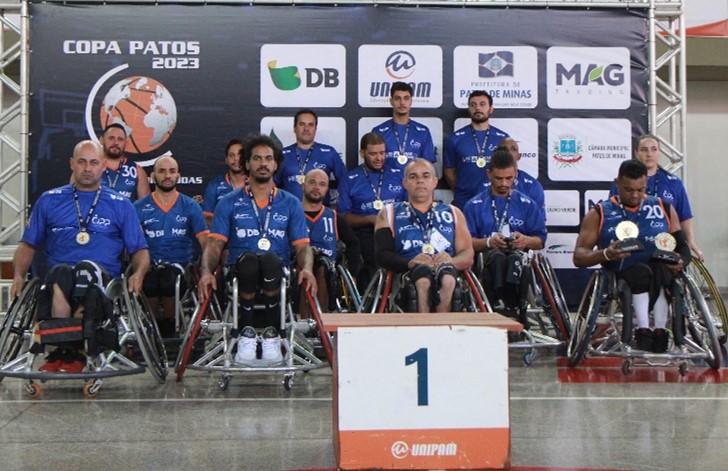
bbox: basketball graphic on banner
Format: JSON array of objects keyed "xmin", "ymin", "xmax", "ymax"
[{"xmin": 99, "ymin": 76, "xmax": 177, "ymax": 154}]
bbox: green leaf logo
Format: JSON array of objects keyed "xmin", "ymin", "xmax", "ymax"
[
  {"xmin": 588, "ymin": 66, "xmax": 604, "ymax": 82},
  {"xmin": 267, "ymin": 60, "xmax": 301, "ymax": 91}
]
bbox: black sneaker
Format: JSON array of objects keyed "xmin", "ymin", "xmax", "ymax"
[
  {"xmin": 652, "ymin": 328, "xmax": 669, "ymax": 353},
  {"xmin": 635, "ymin": 328, "xmax": 654, "ymax": 352}
]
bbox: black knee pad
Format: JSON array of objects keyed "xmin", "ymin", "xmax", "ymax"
[
  {"xmin": 258, "ymin": 252, "xmax": 283, "ymax": 291},
  {"xmin": 410, "ymin": 264, "xmax": 434, "ymax": 284},
  {"xmin": 235, "ymin": 252, "xmax": 260, "ymax": 293},
  {"xmin": 619, "ymin": 263, "xmax": 652, "ymax": 294},
  {"xmin": 72, "ymin": 260, "xmax": 105, "ymax": 299},
  {"xmin": 505, "ymin": 252, "xmax": 524, "ymax": 286}
]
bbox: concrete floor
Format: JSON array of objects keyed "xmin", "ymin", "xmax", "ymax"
[{"xmin": 0, "ymin": 350, "xmax": 726, "ymax": 471}]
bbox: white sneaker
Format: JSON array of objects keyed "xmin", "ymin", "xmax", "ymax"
[
  {"xmin": 261, "ymin": 326, "xmax": 283, "ymax": 362},
  {"xmin": 234, "ymin": 326, "xmax": 258, "ymax": 363}
]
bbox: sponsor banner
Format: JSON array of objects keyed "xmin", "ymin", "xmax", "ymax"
[
  {"xmin": 358, "ymin": 45, "xmax": 443, "ymax": 108},
  {"xmin": 547, "ymin": 47, "xmax": 631, "ymax": 109},
  {"xmin": 453, "ymin": 46, "xmax": 538, "ymax": 109},
  {"xmin": 260, "ymin": 44, "xmax": 346, "ymax": 108},
  {"xmin": 585, "ymin": 189, "xmax": 611, "ymax": 213},
  {"xmin": 544, "ymin": 190, "xmax": 580, "ymax": 226},
  {"xmin": 259, "ymin": 116, "xmax": 347, "ymax": 167},
  {"xmin": 453, "ymin": 117, "xmax": 538, "ymax": 178},
  {"xmin": 543, "ymin": 233, "xmax": 578, "ymax": 269},
  {"xmin": 547, "ymin": 118, "xmax": 631, "ymax": 181}
]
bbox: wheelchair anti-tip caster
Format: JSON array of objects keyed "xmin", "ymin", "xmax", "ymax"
[
  {"xmin": 25, "ymin": 382, "xmax": 42, "ymax": 399},
  {"xmin": 83, "ymin": 379, "xmax": 103, "ymax": 398},
  {"xmin": 283, "ymin": 374, "xmax": 294, "ymax": 391},
  {"xmin": 218, "ymin": 374, "xmax": 231, "ymax": 391},
  {"xmin": 621, "ymin": 359, "xmax": 633, "ymax": 376}
]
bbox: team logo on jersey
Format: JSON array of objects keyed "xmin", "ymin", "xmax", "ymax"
[
  {"xmin": 479, "ymin": 51, "xmax": 513, "ymax": 78},
  {"xmin": 552, "ymin": 136, "xmax": 583, "ymax": 166}
]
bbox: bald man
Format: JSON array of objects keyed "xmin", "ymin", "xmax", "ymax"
[
  {"xmin": 301, "ymin": 168, "xmax": 362, "ymax": 313},
  {"xmin": 134, "ymin": 156, "xmax": 208, "ymax": 336},
  {"xmin": 13, "ymin": 140, "xmax": 149, "ymax": 372}
]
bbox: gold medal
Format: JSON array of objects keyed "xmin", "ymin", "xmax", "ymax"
[
  {"xmin": 615, "ymin": 221, "xmax": 639, "ymax": 240},
  {"xmin": 258, "ymin": 238, "xmax": 271, "ymax": 251},
  {"xmin": 296, "ymin": 174, "xmax": 305, "ymax": 185},
  {"xmin": 476, "ymin": 157, "xmax": 486, "ymax": 168},
  {"xmin": 655, "ymin": 232, "xmax": 677, "ymax": 251},
  {"xmin": 422, "ymin": 243, "xmax": 435, "ymax": 255},
  {"xmin": 373, "ymin": 199, "xmax": 384, "ymax": 210},
  {"xmin": 76, "ymin": 231, "xmax": 90, "ymax": 245},
  {"xmin": 396, "ymin": 153, "xmax": 408, "ymax": 166}
]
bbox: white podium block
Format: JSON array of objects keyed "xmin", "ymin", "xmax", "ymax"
[{"xmin": 335, "ymin": 324, "xmax": 510, "ymax": 469}]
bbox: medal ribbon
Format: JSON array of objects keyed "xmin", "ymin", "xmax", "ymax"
[
  {"xmin": 72, "ymin": 186, "xmax": 102, "ymax": 233},
  {"xmin": 471, "ymin": 126, "xmax": 491, "ymax": 158},
  {"xmin": 408, "ymin": 203, "xmax": 436, "ymax": 246},
  {"xmin": 392, "ymin": 123, "xmax": 410, "ymax": 156},
  {"xmin": 248, "ymin": 187, "xmax": 275, "ymax": 239},
  {"xmin": 362, "ymin": 164, "xmax": 385, "ymax": 202},
  {"xmin": 296, "ymin": 145, "xmax": 314, "ymax": 179},
  {"xmin": 491, "ymin": 196, "xmax": 511, "ymax": 233}
]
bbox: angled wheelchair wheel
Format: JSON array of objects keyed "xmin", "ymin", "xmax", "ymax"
[
  {"xmin": 175, "ymin": 295, "xmax": 207, "ymax": 381},
  {"xmin": 336, "ymin": 264, "xmax": 362, "ymax": 313},
  {"xmin": 124, "ymin": 289, "xmax": 168, "ymax": 383},
  {"xmin": 358, "ymin": 270, "xmax": 386, "ymax": 313},
  {"xmin": 533, "ymin": 255, "xmax": 572, "ymax": 340},
  {"xmin": 567, "ymin": 270, "xmax": 607, "ymax": 367},
  {"xmin": 687, "ymin": 258, "xmax": 728, "ymax": 343},
  {"xmin": 0, "ymin": 278, "xmax": 40, "ymax": 371},
  {"xmin": 682, "ymin": 274, "xmax": 723, "ymax": 369}
]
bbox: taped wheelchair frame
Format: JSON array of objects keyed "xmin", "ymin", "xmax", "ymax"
[
  {"xmin": 567, "ymin": 267, "xmax": 723, "ymax": 375},
  {"xmin": 174, "ymin": 268, "xmax": 334, "ymax": 391},
  {"xmin": 0, "ymin": 276, "xmax": 168, "ymax": 398}
]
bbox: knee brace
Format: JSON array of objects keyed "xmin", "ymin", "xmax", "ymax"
[
  {"xmin": 410, "ymin": 264, "xmax": 434, "ymax": 284},
  {"xmin": 259, "ymin": 252, "xmax": 283, "ymax": 291},
  {"xmin": 505, "ymin": 252, "xmax": 524, "ymax": 286},
  {"xmin": 235, "ymin": 252, "xmax": 260, "ymax": 293},
  {"xmin": 72, "ymin": 260, "xmax": 105, "ymax": 300}
]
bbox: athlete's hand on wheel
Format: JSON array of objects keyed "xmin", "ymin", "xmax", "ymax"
[
  {"xmin": 298, "ymin": 268, "xmax": 317, "ymax": 296},
  {"xmin": 10, "ymin": 276, "xmax": 25, "ymax": 299},
  {"xmin": 127, "ymin": 273, "xmax": 144, "ymax": 294}
]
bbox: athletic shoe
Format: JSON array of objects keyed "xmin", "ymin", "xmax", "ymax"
[
  {"xmin": 234, "ymin": 326, "xmax": 258, "ymax": 363},
  {"xmin": 652, "ymin": 328, "xmax": 670, "ymax": 353},
  {"xmin": 38, "ymin": 349, "xmax": 65, "ymax": 373},
  {"xmin": 635, "ymin": 328, "xmax": 654, "ymax": 352},
  {"xmin": 261, "ymin": 326, "xmax": 283, "ymax": 362}
]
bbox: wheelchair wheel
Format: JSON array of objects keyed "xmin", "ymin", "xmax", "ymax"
[
  {"xmin": 358, "ymin": 270, "xmax": 386, "ymax": 313},
  {"xmin": 533, "ymin": 255, "xmax": 572, "ymax": 340},
  {"xmin": 175, "ymin": 295, "xmax": 206, "ymax": 381},
  {"xmin": 336, "ymin": 264, "xmax": 362, "ymax": 312},
  {"xmin": 682, "ymin": 274, "xmax": 723, "ymax": 369},
  {"xmin": 0, "ymin": 278, "xmax": 40, "ymax": 371},
  {"xmin": 687, "ymin": 258, "xmax": 728, "ymax": 343},
  {"xmin": 125, "ymin": 290, "xmax": 168, "ymax": 383},
  {"xmin": 567, "ymin": 270, "xmax": 607, "ymax": 367}
]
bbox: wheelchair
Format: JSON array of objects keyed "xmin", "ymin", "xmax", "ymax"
[
  {"xmin": 172, "ymin": 264, "xmax": 224, "ymax": 338},
  {"xmin": 686, "ymin": 257, "xmax": 728, "ymax": 344},
  {"xmin": 311, "ymin": 249, "xmax": 362, "ymax": 313},
  {"xmin": 0, "ymin": 275, "xmax": 168, "ymax": 397},
  {"xmin": 474, "ymin": 250, "xmax": 572, "ymax": 365},
  {"xmin": 174, "ymin": 267, "xmax": 332, "ymax": 391},
  {"xmin": 358, "ymin": 267, "xmax": 491, "ymax": 314},
  {"xmin": 567, "ymin": 268, "xmax": 723, "ymax": 375}
]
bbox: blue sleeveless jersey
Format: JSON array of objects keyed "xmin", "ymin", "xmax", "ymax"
[
  {"xmin": 102, "ymin": 158, "xmax": 141, "ymax": 200},
  {"xmin": 609, "ymin": 167, "xmax": 693, "ymax": 222},
  {"xmin": 134, "ymin": 192, "xmax": 209, "ymax": 264},
  {"xmin": 598, "ymin": 195, "xmax": 671, "ymax": 271},
  {"xmin": 388, "ymin": 201, "xmax": 456, "ymax": 261},
  {"xmin": 306, "ymin": 207, "xmax": 338, "ymax": 259}
]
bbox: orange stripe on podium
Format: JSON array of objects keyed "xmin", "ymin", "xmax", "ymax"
[{"xmin": 339, "ymin": 427, "xmax": 510, "ymax": 469}]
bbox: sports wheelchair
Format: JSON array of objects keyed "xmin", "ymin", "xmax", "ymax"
[
  {"xmin": 686, "ymin": 257, "xmax": 728, "ymax": 344},
  {"xmin": 174, "ymin": 267, "xmax": 332, "ymax": 391},
  {"xmin": 310, "ymin": 249, "xmax": 362, "ymax": 313},
  {"xmin": 567, "ymin": 268, "xmax": 722, "ymax": 374},
  {"xmin": 474, "ymin": 250, "xmax": 572, "ymax": 364},
  {"xmin": 0, "ymin": 275, "xmax": 167, "ymax": 397}
]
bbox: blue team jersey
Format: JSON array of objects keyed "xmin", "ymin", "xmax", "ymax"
[
  {"xmin": 598, "ymin": 195, "xmax": 671, "ymax": 271},
  {"xmin": 336, "ymin": 162, "xmax": 406, "ymax": 216},
  {"xmin": 306, "ymin": 206, "xmax": 338, "ymax": 260},
  {"xmin": 22, "ymin": 185, "xmax": 147, "ymax": 277},
  {"xmin": 210, "ymin": 188, "xmax": 309, "ymax": 266},
  {"xmin": 202, "ymin": 174, "xmax": 245, "ymax": 216},
  {"xmin": 388, "ymin": 202, "xmax": 457, "ymax": 260},
  {"xmin": 275, "ymin": 142, "xmax": 346, "ymax": 201},
  {"xmin": 609, "ymin": 167, "xmax": 693, "ymax": 222},
  {"xmin": 444, "ymin": 124, "xmax": 509, "ymax": 208},
  {"xmin": 481, "ymin": 169, "xmax": 545, "ymax": 221},
  {"xmin": 102, "ymin": 158, "xmax": 142, "ymax": 200},
  {"xmin": 135, "ymin": 192, "xmax": 209, "ymax": 264},
  {"xmin": 463, "ymin": 189, "xmax": 547, "ymax": 243},
  {"xmin": 372, "ymin": 118, "xmax": 436, "ymax": 171}
]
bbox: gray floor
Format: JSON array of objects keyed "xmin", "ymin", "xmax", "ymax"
[{"xmin": 0, "ymin": 351, "xmax": 726, "ymax": 471}]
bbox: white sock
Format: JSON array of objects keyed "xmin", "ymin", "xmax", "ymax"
[
  {"xmin": 653, "ymin": 289, "xmax": 669, "ymax": 329},
  {"xmin": 632, "ymin": 292, "xmax": 650, "ymax": 329}
]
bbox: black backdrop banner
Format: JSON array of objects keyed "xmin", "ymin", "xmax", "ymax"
[{"xmin": 29, "ymin": 3, "xmax": 648, "ymax": 302}]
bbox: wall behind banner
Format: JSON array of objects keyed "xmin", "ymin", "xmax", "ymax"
[{"xmin": 28, "ymin": 3, "xmax": 648, "ymax": 303}]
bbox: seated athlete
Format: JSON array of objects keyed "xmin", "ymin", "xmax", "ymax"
[{"xmin": 374, "ymin": 158, "xmax": 474, "ymax": 312}]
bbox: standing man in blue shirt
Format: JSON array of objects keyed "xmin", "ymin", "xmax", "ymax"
[
  {"xmin": 135, "ymin": 156, "xmax": 209, "ymax": 336},
  {"xmin": 202, "ymin": 138, "xmax": 247, "ymax": 226},
  {"xmin": 99, "ymin": 123, "xmax": 151, "ymax": 201},
  {"xmin": 337, "ymin": 132, "xmax": 407, "ymax": 290},
  {"xmin": 276, "ymin": 109, "xmax": 346, "ymax": 202},
  {"xmin": 12, "ymin": 140, "xmax": 149, "ymax": 372},
  {"xmin": 444, "ymin": 91, "xmax": 509, "ymax": 208},
  {"xmin": 197, "ymin": 135, "xmax": 316, "ymax": 364},
  {"xmin": 372, "ymin": 82, "xmax": 436, "ymax": 171},
  {"xmin": 463, "ymin": 150, "xmax": 546, "ymax": 310}
]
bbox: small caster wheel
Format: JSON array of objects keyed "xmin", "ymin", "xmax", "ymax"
[
  {"xmin": 218, "ymin": 375, "xmax": 231, "ymax": 391},
  {"xmin": 283, "ymin": 375, "xmax": 294, "ymax": 391},
  {"xmin": 678, "ymin": 362, "xmax": 689, "ymax": 376},
  {"xmin": 522, "ymin": 350, "xmax": 537, "ymax": 366},
  {"xmin": 621, "ymin": 359, "xmax": 633, "ymax": 376},
  {"xmin": 25, "ymin": 382, "xmax": 42, "ymax": 399},
  {"xmin": 83, "ymin": 380, "xmax": 102, "ymax": 398}
]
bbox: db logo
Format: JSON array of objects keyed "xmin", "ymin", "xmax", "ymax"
[{"xmin": 391, "ymin": 441, "xmax": 409, "ymax": 459}]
